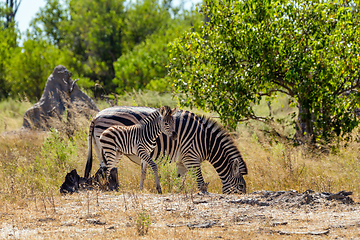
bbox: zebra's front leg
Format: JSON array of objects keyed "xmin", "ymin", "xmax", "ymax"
[
  {"xmin": 183, "ymin": 159, "xmax": 208, "ymax": 193},
  {"xmin": 139, "ymin": 161, "xmax": 148, "ymax": 191},
  {"xmin": 142, "ymin": 156, "xmax": 162, "ymax": 194},
  {"xmin": 195, "ymin": 167, "xmax": 209, "ymax": 193},
  {"xmin": 150, "ymin": 160, "xmax": 162, "ymax": 194}
]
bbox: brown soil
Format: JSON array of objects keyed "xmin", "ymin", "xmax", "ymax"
[{"xmin": 1, "ymin": 190, "xmax": 359, "ymax": 239}]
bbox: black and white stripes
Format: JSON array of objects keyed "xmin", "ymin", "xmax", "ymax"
[
  {"xmin": 85, "ymin": 106, "xmax": 247, "ymax": 194},
  {"xmin": 98, "ymin": 106, "xmax": 177, "ymax": 194}
]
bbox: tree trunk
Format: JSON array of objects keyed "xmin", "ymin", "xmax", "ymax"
[
  {"xmin": 296, "ymin": 103, "xmax": 315, "ymax": 144},
  {"xmin": 5, "ymin": 0, "xmax": 21, "ymax": 28}
]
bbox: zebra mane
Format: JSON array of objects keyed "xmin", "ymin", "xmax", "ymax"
[
  {"xmin": 197, "ymin": 114, "xmax": 248, "ymax": 175},
  {"xmin": 139, "ymin": 109, "xmax": 160, "ymax": 125},
  {"xmin": 198, "ymin": 115, "xmax": 238, "ymax": 146}
]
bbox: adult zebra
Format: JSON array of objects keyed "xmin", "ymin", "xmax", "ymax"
[
  {"xmin": 99, "ymin": 106, "xmax": 177, "ymax": 194},
  {"xmin": 85, "ymin": 106, "xmax": 248, "ymax": 194}
]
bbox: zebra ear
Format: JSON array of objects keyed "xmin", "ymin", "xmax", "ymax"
[
  {"xmin": 159, "ymin": 106, "xmax": 166, "ymax": 116},
  {"xmin": 232, "ymin": 158, "xmax": 240, "ymax": 177},
  {"xmin": 171, "ymin": 106, "xmax": 178, "ymax": 116}
]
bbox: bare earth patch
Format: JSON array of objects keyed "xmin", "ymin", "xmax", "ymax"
[{"xmin": 1, "ymin": 190, "xmax": 360, "ymax": 239}]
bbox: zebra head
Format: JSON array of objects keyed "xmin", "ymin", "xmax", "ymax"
[
  {"xmin": 222, "ymin": 158, "xmax": 247, "ymax": 194},
  {"xmin": 159, "ymin": 106, "xmax": 178, "ymax": 140}
]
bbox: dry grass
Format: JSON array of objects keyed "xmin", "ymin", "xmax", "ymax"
[
  {"xmin": 0, "ymin": 98, "xmax": 32, "ymax": 132},
  {"xmin": 1, "ymin": 92, "xmax": 360, "ymax": 238},
  {"xmin": 237, "ymin": 127, "xmax": 360, "ymax": 200}
]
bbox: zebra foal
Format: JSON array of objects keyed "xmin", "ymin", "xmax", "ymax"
[{"xmin": 99, "ymin": 106, "xmax": 177, "ymax": 194}]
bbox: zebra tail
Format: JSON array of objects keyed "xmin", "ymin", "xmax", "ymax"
[{"xmin": 84, "ymin": 120, "xmax": 95, "ymax": 178}]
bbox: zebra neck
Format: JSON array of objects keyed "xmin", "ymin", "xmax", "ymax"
[
  {"xmin": 139, "ymin": 111, "xmax": 162, "ymax": 143},
  {"xmin": 204, "ymin": 126, "xmax": 236, "ymax": 182},
  {"xmin": 140, "ymin": 110, "xmax": 160, "ymax": 125}
]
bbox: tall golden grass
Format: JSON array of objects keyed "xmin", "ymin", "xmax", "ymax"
[{"xmin": 0, "ymin": 91, "xmax": 359, "ymax": 205}]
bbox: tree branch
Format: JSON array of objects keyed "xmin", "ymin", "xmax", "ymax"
[
  {"xmin": 237, "ymin": 114, "xmax": 270, "ymax": 123},
  {"xmin": 269, "ymin": 71, "xmax": 295, "ymax": 96},
  {"xmin": 258, "ymin": 89, "xmax": 290, "ymax": 97},
  {"xmin": 13, "ymin": 0, "xmax": 22, "ymax": 15}
]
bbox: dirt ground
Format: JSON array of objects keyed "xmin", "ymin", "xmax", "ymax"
[{"xmin": 1, "ymin": 190, "xmax": 360, "ymax": 239}]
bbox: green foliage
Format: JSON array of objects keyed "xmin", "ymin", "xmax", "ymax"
[
  {"xmin": 31, "ymin": 0, "xmax": 66, "ymax": 46},
  {"xmin": 136, "ymin": 209, "xmax": 151, "ymax": 236},
  {"xmin": 156, "ymin": 157, "xmax": 197, "ymax": 193},
  {"xmin": 5, "ymin": 37, "xmax": 66, "ymax": 101},
  {"xmin": 33, "ymin": 130, "xmax": 78, "ymax": 192},
  {"xmin": 113, "ymin": 1, "xmax": 200, "ymax": 94},
  {"xmin": 113, "ymin": 32, "xmax": 169, "ymax": 93},
  {"xmin": 123, "ymin": 0, "xmax": 171, "ymax": 51},
  {"xmin": 146, "ymin": 77, "xmax": 172, "ymax": 92},
  {"xmin": 169, "ymin": 0, "xmax": 360, "ymax": 144},
  {"xmin": 0, "ymin": 0, "xmax": 199, "ymax": 101},
  {"xmin": 31, "ymin": 0, "xmax": 126, "ymax": 92},
  {"xmin": 114, "ymin": 25, "xmax": 184, "ymax": 93},
  {"xmin": 0, "ymin": 24, "xmax": 17, "ymax": 99},
  {"xmin": 61, "ymin": 0, "xmax": 125, "ymax": 88}
]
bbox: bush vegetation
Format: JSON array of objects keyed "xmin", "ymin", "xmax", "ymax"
[{"xmin": 0, "ymin": 0, "xmax": 201, "ymax": 101}]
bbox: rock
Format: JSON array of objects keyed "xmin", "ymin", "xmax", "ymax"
[
  {"xmin": 187, "ymin": 220, "xmax": 217, "ymax": 229},
  {"xmin": 22, "ymin": 65, "xmax": 98, "ymax": 130},
  {"xmin": 86, "ymin": 219, "xmax": 106, "ymax": 225}
]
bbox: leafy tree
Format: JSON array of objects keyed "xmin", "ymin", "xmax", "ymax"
[
  {"xmin": 5, "ymin": 37, "xmax": 66, "ymax": 101},
  {"xmin": 0, "ymin": 27, "xmax": 17, "ymax": 99},
  {"xmin": 57, "ymin": 0, "xmax": 125, "ymax": 91},
  {"xmin": 0, "ymin": 2, "xmax": 18, "ymax": 99},
  {"xmin": 122, "ymin": 0, "xmax": 171, "ymax": 51},
  {"xmin": 1, "ymin": 0, "xmax": 21, "ymax": 28},
  {"xmin": 31, "ymin": 0, "xmax": 66, "ymax": 46},
  {"xmin": 114, "ymin": 1, "xmax": 200, "ymax": 93},
  {"xmin": 114, "ymin": 32, "xmax": 170, "ymax": 93},
  {"xmin": 28, "ymin": 0, "xmax": 200, "ymax": 97},
  {"xmin": 169, "ymin": 0, "xmax": 360, "ymax": 143},
  {"xmin": 114, "ymin": 16, "xmax": 199, "ymax": 93}
]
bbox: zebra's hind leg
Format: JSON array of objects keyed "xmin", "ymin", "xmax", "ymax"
[
  {"xmin": 103, "ymin": 149, "xmax": 122, "ymax": 191},
  {"xmin": 108, "ymin": 167, "xmax": 119, "ymax": 191}
]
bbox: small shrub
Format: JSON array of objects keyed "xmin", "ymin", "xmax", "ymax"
[
  {"xmin": 32, "ymin": 129, "xmax": 79, "ymax": 192},
  {"xmin": 156, "ymin": 156, "xmax": 197, "ymax": 194},
  {"xmin": 136, "ymin": 209, "xmax": 151, "ymax": 236}
]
